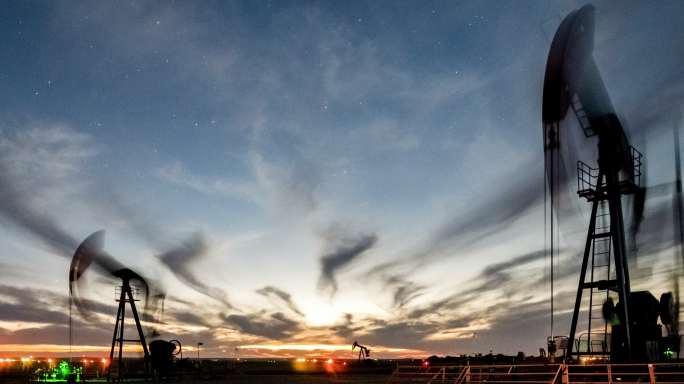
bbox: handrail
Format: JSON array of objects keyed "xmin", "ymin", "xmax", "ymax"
[
  {"xmin": 426, "ymin": 367, "xmax": 445, "ymax": 384},
  {"xmin": 574, "ymin": 332, "xmax": 610, "ymax": 355},
  {"xmin": 454, "ymin": 366, "xmax": 468, "ymax": 384},
  {"xmin": 549, "ymin": 364, "xmax": 562, "ymax": 384},
  {"xmin": 389, "ymin": 362, "xmax": 684, "ymax": 383}
]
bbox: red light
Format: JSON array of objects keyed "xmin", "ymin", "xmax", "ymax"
[{"xmin": 423, "ymin": 361, "xmax": 429, "ymax": 367}]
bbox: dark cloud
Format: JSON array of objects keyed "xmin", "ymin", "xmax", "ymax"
[
  {"xmin": 403, "ymin": 249, "xmax": 550, "ymax": 321},
  {"xmin": 0, "ymin": 284, "xmax": 117, "ymax": 320},
  {"xmin": 0, "ymin": 323, "xmax": 110, "ymax": 347},
  {"xmin": 481, "ymin": 249, "xmax": 548, "ymax": 280},
  {"xmin": 461, "ymin": 290, "xmax": 580, "ymax": 355},
  {"xmin": 157, "ymin": 233, "xmax": 233, "ymax": 309},
  {"xmin": 165, "ymin": 309, "xmax": 213, "ymax": 328},
  {"xmin": 382, "ymin": 274, "xmax": 426, "ymax": 308},
  {"xmin": 256, "ymin": 286, "xmax": 304, "ymax": 317},
  {"xmin": 406, "ymin": 298, "xmax": 456, "ymax": 320},
  {"xmin": 431, "ymin": 173, "xmax": 541, "ymax": 250},
  {"xmin": 366, "ymin": 164, "xmax": 550, "ymax": 279},
  {"xmin": 221, "ymin": 311, "xmax": 302, "ymax": 340},
  {"xmin": 0, "ymin": 302, "xmax": 70, "ymax": 325},
  {"xmin": 0, "ymin": 284, "xmax": 119, "ymax": 348},
  {"xmin": 317, "ymin": 229, "xmax": 378, "ymax": 297},
  {"xmin": 0, "ymin": 283, "xmax": 226, "ymax": 348},
  {"xmin": 358, "ymin": 293, "xmax": 578, "ymax": 354},
  {"xmin": 329, "ymin": 313, "xmax": 364, "ymax": 340},
  {"xmin": 362, "ymin": 319, "xmax": 440, "ymax": 350},
  {"xmin": 0, "ymin": 129, "xmax": 83, "ymax": 257},
  {"xmin": 0, "ymin": 191, "xmax": 78, "ymax": 258},
  {"xmin": 367, "ymin": 249, "xmax": 588, "ymax": 354},
  {"xmin": 635, "ymin": 196, "xmax": 680, "ymax": 254},
  {"xmin": 97, "ymin": 187, "xmax": 240, "ymax": 314}
]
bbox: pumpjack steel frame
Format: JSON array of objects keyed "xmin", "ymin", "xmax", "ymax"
[
  {"xmin": 108, "ymin": 278, "xmax": 150, "ymax": 381},
  {"xmin": 565, "ymin": 132, "xmax": 643, "ymax": 362}
]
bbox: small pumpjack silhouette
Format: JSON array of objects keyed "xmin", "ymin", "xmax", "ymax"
[{"xmin": 352, "ymin": 341, "xmax": 370, "ymax": 361}]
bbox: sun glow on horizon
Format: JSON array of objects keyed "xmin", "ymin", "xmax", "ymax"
[
  {"xmin": 239, "ymin": 343, "xmax": 425, "ymax": 356},
  {"xmin": 0, "ymin": 344, "xmax": 142, "ymax": 356}
]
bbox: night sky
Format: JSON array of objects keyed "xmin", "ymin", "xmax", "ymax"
[{"xmin": 0, "ymin": 0, "xmax": 683, "ymax": 358}]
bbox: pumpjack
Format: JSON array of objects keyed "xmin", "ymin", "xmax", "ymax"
[
  {"xmin": 352, "ymin": 341, "xmax": 371, "ymax": 361},
  {"xmin": 543, "ymin": 4, "xmax": 680, "ymax": 362},
  {"xmin": 69, "ymin": 231, "xmax": 152, "ymax": 380}
]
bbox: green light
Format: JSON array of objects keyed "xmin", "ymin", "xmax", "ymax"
[
  {"xmin": 59, "ymin": 361, "xmax": 70, "ymax": 376},
  {"xmin": 37, "ymin": 361, "xmax": 82, "ymax": 383},
  {"xmin": 664, "ymin": 347, "xmax": 675, "ymax": 359}
]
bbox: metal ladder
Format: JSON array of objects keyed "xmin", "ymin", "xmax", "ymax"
[{"xmin": 585, "ymin": 200, "xmax": 613, "ymax": 355}]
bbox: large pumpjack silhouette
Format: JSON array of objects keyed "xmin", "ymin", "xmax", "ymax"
[{"xmin": 543, "ymin": 4, "xmax": 679, "ymax": 362}]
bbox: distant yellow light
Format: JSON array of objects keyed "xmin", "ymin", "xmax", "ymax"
[
  {"xmin": 48, "ymin": 358, "xmax": 53, "ymax": 363},
  {"xmin": 312, "ymin": 359, "xmax": 318, "ymax": 363},
  {"xmin": 327, "ymin": 358, "xmax": 333, "ymax": 364},
  {"xmin": 101, "ymin": 358, "xmax": 107, "ymax": 364},
  {"xmin": 296, "ymin": 358, "xmax": 306, "ymax": 362}
]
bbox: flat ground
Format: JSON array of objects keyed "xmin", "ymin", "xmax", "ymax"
[
  {"xmin": 0, "ymin": 375, "xmax": 390, "ymax": 384},
  {"xmin": 199, "ymin": 374, "xmax": 389, "ymax": 383}
]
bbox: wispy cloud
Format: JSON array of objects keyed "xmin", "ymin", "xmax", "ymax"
[
  {"xmin": 156, "ymin": 161, "xmax": 255, "ymax": 204},
  {"xmin": 0, "ymin": 125, "xmax": 96, "ymax": 257},
  {"xmin": 256, "ymin": 286, "xmax": 304, "ymax": 317},
  {"xmin": 157, "ymin": 150, "xmax": 320, "ymax": 217},
  {"xmin": 221, "ymin": 311, "xmax": 303, "ymax": 341},
  {"xmin": 157, "ymin": 233, "xmax": 234, "ymax": 309},
  {"xmin": 317, "ymin": 225, "xmax": 378, "ymax": 297},
  {"xmin": 381, "ymin": 274, "xmax": 427, "ymax": 309}
]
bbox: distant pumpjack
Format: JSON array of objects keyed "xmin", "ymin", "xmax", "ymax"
[{"xmin": 352, "ymin": 341, "xmax": 370, "ymax": 361}]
